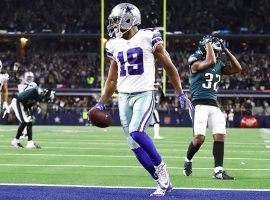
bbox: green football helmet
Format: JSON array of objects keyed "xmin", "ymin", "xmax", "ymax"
[{"xmin": 198, "ymin": 35, "xmax": 224, "ymax": 56}]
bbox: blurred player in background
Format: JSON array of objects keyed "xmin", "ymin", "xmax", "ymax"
[
  {"xmin": 183, "ymin": 35, "xmax": 242, "ymax": 180},
  {"xmin": 150, "ymin": 83, "xmax": 164, "ymax": 139},
  {"xmin": 0, "ymin": 60, "xmax": 10, "ymax": 116},
  {"xmin": 17, "ymin": 64, "xmax": 37, "ymax": 133},
  {"xmin": 18, "ymin": 72, "xmax": 37, "ymax": 92},
  {"xmin": 90, "ymin": 3, "xmax": 192, "ymax": 196},
  {"xmin": 14, "ymin": 63, "xmax": 37, "ymax": 139},
  {"xmin": 10, "ymin": 86, "xmax": 55, "ymax": 149}
]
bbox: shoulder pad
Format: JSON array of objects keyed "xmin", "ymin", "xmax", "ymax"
[
  {"xmin": 188, "ymin": 51, "xmax": 205, "ymax": 65},
  {"xmin": 105, "ymin": 39, "xmax": 116, "ymax": 60}
]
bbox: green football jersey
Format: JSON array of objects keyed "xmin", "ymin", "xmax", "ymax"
[
  {"xmin": 16, "ymin": 87, "xmax": 46, "ymax": 108},
  {"xmin": 188, "ymin": 51, "xmax": 225, "ymax": 101}
]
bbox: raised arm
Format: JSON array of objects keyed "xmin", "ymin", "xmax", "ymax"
[
  {"xmin": 13, "ymin": 62, "xmax": 21, "ymax": 83},
  {"xmin": 191, "ymin": 42, "xmax": 216, "ymax": 73},
  {"xmin": 221, "ymin": 48, "xmax": 242, "ymax": 75},
  {"xmin": 154, "ymin": 44, "xmax": 183, "ymax": 94},
  {"xmin": 98, "ymin": 59, "xmax": 118, "ymax": 104},
  {"xmin": 2, "ymin": 82, "xmax": 8, "ymax": 103}
]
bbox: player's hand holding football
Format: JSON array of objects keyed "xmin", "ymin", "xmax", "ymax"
[
  {"xmin": 88, "ymin": 102, "xmax": 112, "ymax": 128},
  {"xmin": 93, "ymin": 102, "xmax": 105, "ymax": 110}
]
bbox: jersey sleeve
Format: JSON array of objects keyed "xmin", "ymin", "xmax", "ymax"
[
  {"xmin": 105, "ymin": 39, "xmax": 116, "ymax": 60},
  {"xmin": 151, "ymin": 29, "xmax": 163, "ymax": 52}
]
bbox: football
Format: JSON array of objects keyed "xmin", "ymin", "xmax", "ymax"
[{"xmin": 88, "ymin": 108, "xmax": 113, "ymax": 128}]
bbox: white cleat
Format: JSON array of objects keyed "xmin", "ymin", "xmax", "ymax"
[
  {"xmin": 11, "ymin": 139, "xmax": 24, "ymax": 148},
  {"xmin": 26, "ymin": 141, "xmax": 41, "ymax": 149},
  {"xmin": 154, "ymin": 162, "xmax": 170, "ymax": 190},
  {"xmin": 150, "ymin": 182, "xmax": 173, "ymax": 196},
  {"xmin": 154, "ymin": 136, "xmax": 164, "ymax": 140}
]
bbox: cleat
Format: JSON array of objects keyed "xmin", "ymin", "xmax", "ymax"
[
  {"xmin": 26, "ymin": 141, "xmax": 41, "ymax": 149},
  {"xmin": 150, "ymin": 182, "xmax": 173, "ymax": 196},
  {"xmin": 154, "ymin": 136, "xmax": 164, "ymax": 140},
  {"xmin": 183, "ymin": 159, "xmax": 192, "ymax": 176},
  {"xmin": 154, "ymin": 162, "xmax": 170, "ymax": 190},
  {"xmin": 213, "ymin": 170, "xmax": 234, "ymax": 180},
  {"xmin": 11, "ymin": 139, "xmax": 24, "ymax": 148}
]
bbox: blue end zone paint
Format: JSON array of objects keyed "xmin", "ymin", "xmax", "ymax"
[{"xmin": 1, "ymin": 185, "xmax": 270, "ymax": 200}]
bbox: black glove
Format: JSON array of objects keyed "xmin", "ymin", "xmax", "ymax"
[{"xmin": 215, "ymin": 37, "xmax": 225, "ymax": 50}]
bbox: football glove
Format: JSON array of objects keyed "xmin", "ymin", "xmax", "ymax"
[
  {"xmin": 2, "ymin": 101, "xmax": 10, "ymax": 114},
  {"xmin": 212, "ymin": 37, "xmax": 225, "ymax": 50},
  {"xmin": 178, "ymin": 93, "xmax": 194, "ymax": 111},
  {"xmin": 93, "ymin": 102, "xmax": 105, "ymax": 110},
  {"xmin": 13, "ymin": 62, "xmax": 20, "ymax": 72},
  {"xmin": 217, "ymin": 38, "xmax": 225, "ymax": 50}
]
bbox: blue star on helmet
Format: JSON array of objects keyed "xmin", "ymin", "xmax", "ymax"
[{"xmin": 125, "ymin": 5, "xmax": 133, "ymax": 13}]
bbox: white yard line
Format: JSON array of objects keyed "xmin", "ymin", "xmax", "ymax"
[
  {"xmin": 0, "ymin": 138, "xmax": 265, "ymax": 146},
  {"xmin": 0, "ymin": 145, "xmax": 269, "ymax": 153},
  {"xmin": 0, "ymin": 163, "xmax": 269, "ymax": 171},
  {"xmin": 0, "ymin": 183, "xmax": 270, "ymax": 191},
  {"xmin": 260, "ymin": 128, "xmax": 270, "ymax": 149},
  {"xmin": 1, "ymin": 153, "xmax": 269, "ymax": 161}
]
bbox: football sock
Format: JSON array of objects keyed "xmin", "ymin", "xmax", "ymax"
[
  {"xmin": 132, "ymin": 147, "xmax": 157, "ymax": 180},
  {"xmin": 27, "ymin": 122, "xmax": 33, "ymax": 141},
  {"xmin": 153, "ymin": 123, "xmax": 160, "ymax": 137},
  {"xmin": 131, "ymin": 131, "xmax": 162, "ymax": 166},
  {"xmin": 213, "ymin": 141, "xmax": 224, "ymax": 167},
  {"xmin": 186, "ymin": 141, "xmax": 202, "ymax": 161},
  {"xmin": 16, "ymin": 122, "xmax": 27, "ymax": 139}
]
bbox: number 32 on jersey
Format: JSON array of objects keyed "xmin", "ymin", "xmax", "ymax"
[
  {"xmin": 202, "ymin": 73, "xmax": 220, "ymax": 91},
  {"xmin": 117, "ymin": 47, "xmax": 144, "ymax": 76}
]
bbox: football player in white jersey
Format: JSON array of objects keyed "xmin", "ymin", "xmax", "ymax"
[
  {"xmin": 18, "ymin": 71, "xmax": 37, "ymax": 93},
  {"xmin": 18, "ymin": 71, "xmax": 37, "ymax": 139},
  {"xmin": 90, "ymin": 3, "xmax": 192, "ymax": 196},
  {"xmin": 0, "ymin": 60, "xmax": 10, "ymax": 115}
]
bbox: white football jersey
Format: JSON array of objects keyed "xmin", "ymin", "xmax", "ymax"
[
  {"xmin": 0, "ymin": 73, "xmax": 9, "ymax": 91},
  {"xmin": 18, "ymin": 80, "xmax": 37, "ymax": 92},
  {"xmin": 105, "ymin": 28, "xmax": 163, "ymax": 93}
]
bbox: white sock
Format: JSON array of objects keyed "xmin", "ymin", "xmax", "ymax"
[
  {"xmin": 154, "ymin": 123, "xmax": 160, "ymax": 137},
  {"xmin": 185, "ymin": 157, "xmax": 193, "ymax": 162},
  {"xmin": 214, "ymin": 166, "xmax": 223, "ymax": 173}
]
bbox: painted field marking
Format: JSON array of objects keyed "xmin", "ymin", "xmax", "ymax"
[
  {"xmin": 0, "ymin": 145, "xmax": 268, "ymax": 153},
  {"xmin": 0, "ymin": 163, "xmax": 269, "ymax": 171},
  {"xmin": 1, "ymin": 183, "xmax": 270, "ymax": 191},
  {"xmin": 1, "ymin": 153, "xmax": 269, "ymax": 161},
  {"xmin": 260, "ymin": 129, "xmax": 270, "ymax": 149},
  {"xmin": 0, "ymin": 139, "xmax": 265, "ymax": 146}
]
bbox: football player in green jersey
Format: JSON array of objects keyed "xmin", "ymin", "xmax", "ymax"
[
  {"xmin": 10, "ymin": 87, "xmax": 55, "ymax": 149},
  {"xmin": 183, "ymin": 35, "xmax": 242, "ymax": 180}
]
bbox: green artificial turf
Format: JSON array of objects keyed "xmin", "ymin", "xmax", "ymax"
[{"xmin": 0, "ymin": 126, "xmax": 269, "ymax": 189}]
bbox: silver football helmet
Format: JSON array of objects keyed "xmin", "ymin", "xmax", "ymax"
[{"xmin": 107, "ymin": 3, "xmax": 141, "ymax": 38}]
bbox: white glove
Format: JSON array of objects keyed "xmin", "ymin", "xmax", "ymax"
[
  {"xmin": 2, "ymin": 101, "xmax": 10, "ymax": 114},
  {"xmin": 13, "ymin": 62, "xmax": 20, "ymax": 72}
]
